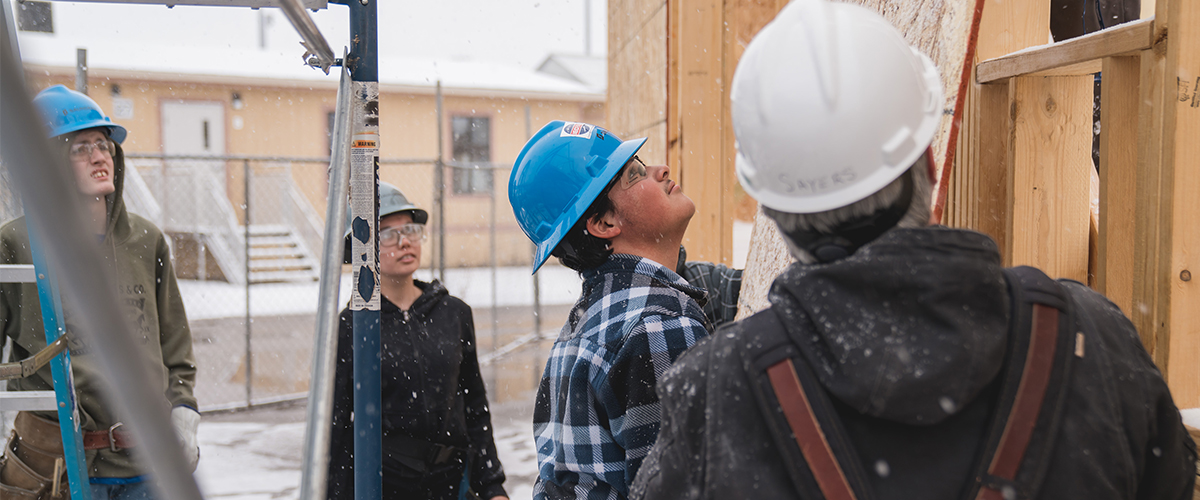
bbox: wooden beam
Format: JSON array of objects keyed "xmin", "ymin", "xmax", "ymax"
[
  {"xmin": 976, "ymin": 80, "xmax": 1014, "ymax": 261},
  {"xmin": 1158, "ymin": 0, "xmax": 1200, "ymax": 408},
  {"xmin": 671, "ymin": 0, "xmax": 728, "ymax": 264},
  {"xmin": 719, "ymin": 0, "xmax": 789, "ymax": 267},
  {"xmin": 1008, "ymin": 75, "xmax": 1094, "ymax": 282},
  {"xmin": 977, "ymin": 18, "xmax": 1153, "ymax": 83},
  {"xmin": 1096, "ymin": 56, "xmax": 1141, "ymax": 317},
  {"xmin": 1133, "ymin": 45, "xmax": 1168, "ymax": 362}
]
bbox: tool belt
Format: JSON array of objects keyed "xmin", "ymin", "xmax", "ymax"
[
  {"xmin": 0, "ymin": 411, "xmax": 139, "ymax": 500},
  {"xmin": 383, "ymin": 433, "xmax": 467, "ymax": 478},
  {"xmin": 16, "ymin": 411, "xmax": 136, "ymax": 452},
  {"xmin": 0, "ymin": 413, "xmax": 71, "ymax": 500}
]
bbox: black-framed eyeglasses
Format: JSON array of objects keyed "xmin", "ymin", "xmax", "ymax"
[
  {"xmin": 379, "ymin": 223, "xmax": 426, "ymax": 246},
  {"xmin": 68, "ymin": 138, "xmax": 115, "ymax": 159}
]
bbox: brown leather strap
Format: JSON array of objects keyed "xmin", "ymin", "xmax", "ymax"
[
  {"xmin": 82, "ymin": 427, "xmax": 135, "ymax": 452},
  {"xmin": 16, "ymin": 412, "xmax": 136, "ymax": 452},
  {"xmin": 976, "ymin": 304, "xmax": 1059, "ymax": 500},
  {"xmin": 767, "ymin": 358, "xmax": 858, "ymax": 500}
]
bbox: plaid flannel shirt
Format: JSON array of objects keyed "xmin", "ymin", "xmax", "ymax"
[{"xmin": 533, "ymin": 254, "xmax": 711, "ymax": 500}]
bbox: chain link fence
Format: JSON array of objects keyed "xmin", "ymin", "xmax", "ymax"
[{"xmin": 0, "ymin": 155, "xmax": 578, "ymax": 412}]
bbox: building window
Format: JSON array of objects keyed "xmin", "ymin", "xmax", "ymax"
[
  {"xmin": 451, "ymin": 116, "xmax": 491, "ymax": 195},
  {"xmin": 17, "ymin": 1, "xmax": 52, "ymax": 33}
]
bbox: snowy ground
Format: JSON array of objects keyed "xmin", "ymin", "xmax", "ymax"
[{"xmin": 194, "ymin": 399, "xmax": 540, "ymax": 500}]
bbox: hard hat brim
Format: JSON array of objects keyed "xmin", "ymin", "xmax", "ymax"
[{"xmin": 530, "ymin": 136, "xmax": 647, "ymax": 274}]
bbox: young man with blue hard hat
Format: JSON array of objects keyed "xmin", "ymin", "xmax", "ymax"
[
  {"xmin": 509, "ymin": 121, "xmax": 739, "ymax": 500},
  {"xmin": 0, "ymin": 85, "xmax": 199, "ymax": 500}
]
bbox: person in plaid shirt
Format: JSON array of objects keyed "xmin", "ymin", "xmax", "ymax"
[{"xmin": 509, "ymin": 121, "xmax": 721, "ymax": 499}]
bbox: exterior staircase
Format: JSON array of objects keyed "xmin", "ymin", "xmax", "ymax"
[{"xmin": 247, "ymin": 225, "xmax": 320, "ymax": 284}]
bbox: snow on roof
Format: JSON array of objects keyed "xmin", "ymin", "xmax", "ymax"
[
  {"xmin": 14, "ymin": 3, "xmax": 604, "ymax": 100},
  {"xmin": 536, "ymin": 53, "xmax": 606, "ymax": 92}
]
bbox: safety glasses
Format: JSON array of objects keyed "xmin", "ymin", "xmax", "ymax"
[
  {"xmin": 379, "ymin": 223, "xmax": 426, "ymax": 246},
  {"xmin": 68, "ymin": 138, "xmax": 115, "ymax": 159}
]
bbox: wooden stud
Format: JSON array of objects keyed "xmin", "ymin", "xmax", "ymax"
[
  {"xmin": 1096, "ymin": 55, "xmax": 1141, "ymax": 316},
  {"xmin": 1008, "ymin": 75, "xmax": 1094, "ymax": 282},
  {"xmin": 669, "ymin": 0, "xmax": 728, "ymax": 264},
  {"xmin": 1132, "ymin": 8, "xmax": 1170, "ymax": 367},
  {"xmin": 976, "ymin": 80, "xmax": 1014, "ymax": 261},
  {"xmin": 1158, "ymin": 0, "xmax": 1200, "ymax": 407}
]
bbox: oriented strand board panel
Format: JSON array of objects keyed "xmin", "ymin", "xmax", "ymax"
[
  {"xmin": 737, "ymin": 0, "xmax": 986, "ymax": 317},
  {"xmin": 608, "ymin": 0, "xmax": 669, "ymax": 163}
]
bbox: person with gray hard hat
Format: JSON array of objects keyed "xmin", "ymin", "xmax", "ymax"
[
  {"xmin": 325, "ymin": 182, "xmax": 508, "ymax": 500},
  {"xmin": 631, "ymin": 0, "xmax": 1195, "ymax": 498},
  {"xmin": 1, "ymin": 85, "xmax": 199, "ymax": 500}
]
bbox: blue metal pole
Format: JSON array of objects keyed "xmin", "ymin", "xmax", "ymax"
[{"xmin": 345, "ymin": 0, "xmax": 381, "ymax": 498}]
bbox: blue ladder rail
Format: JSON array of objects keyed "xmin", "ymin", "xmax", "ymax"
[{"xmin": 25, "ymin": 223, "xmax": 92, "ymax": 500}]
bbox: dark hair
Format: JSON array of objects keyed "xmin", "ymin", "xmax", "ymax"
[{"xmin": 551, "ymin": 171, "xmax": 620, "ymax": 272}]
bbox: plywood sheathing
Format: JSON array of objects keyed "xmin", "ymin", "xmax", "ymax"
[{"xmin": 608, "ymin": 0, "xmax": 669, "ymax": 164}]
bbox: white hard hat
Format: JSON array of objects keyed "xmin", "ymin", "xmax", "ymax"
[{"xmin": 731, "ymin": 0, "xmax": 943, "ymax": 214}]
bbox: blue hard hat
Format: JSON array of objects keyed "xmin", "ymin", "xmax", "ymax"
[
  {"xmin": 508, "ymin": 120, "xmax": 646, "ymax": 273},
  {"xmin": 342, "ymin": 182, "xmax": 428, "ymax": 264},
  {"xmin": 32, "ymin": 85, "xmax": 127, "ymax": 143}
]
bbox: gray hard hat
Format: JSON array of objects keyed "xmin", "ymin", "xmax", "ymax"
[{"xmin": 343, "ymin": 182, "xmax": 428, "ymax": 263}]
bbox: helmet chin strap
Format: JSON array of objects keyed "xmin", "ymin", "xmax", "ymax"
[{"xmin": 786, "ymin": 172, "xmax": 915, "ymax": 264}]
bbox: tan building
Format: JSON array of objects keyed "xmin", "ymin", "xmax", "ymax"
[{"xmin": 18, "ymin": 49, "xmax": 604, "ymax": 281}]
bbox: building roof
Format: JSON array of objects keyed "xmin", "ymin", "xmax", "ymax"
[
  {"xmin": 13, "ymin": 4, "xmax": 605, "ymax": 101},
  {"xmin": 536, "ymin": 54, "xmax": 606, "ymax": 93}
]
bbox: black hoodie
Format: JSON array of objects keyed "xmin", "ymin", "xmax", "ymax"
[
  {"xmin": 326, "ymin": 279, "xmax": 507, "ymax": 499},
  {"xmin": 631, "ymin": 227, "xmax": 1194, "ymax": 500}
]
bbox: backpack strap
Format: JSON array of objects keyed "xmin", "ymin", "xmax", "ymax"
[
  {"xmin": 766, "ymin": 358, "xmax": 859, "ymax": 500},
  {"xmin": 741, "ymin": 309, "xmax": 871, "ymax": 500},
  {"xmin": 970, "ymin": 266, "xmax": 1077, "ymax": 500}
]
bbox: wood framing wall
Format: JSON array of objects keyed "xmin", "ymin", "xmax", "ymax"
[
  {"xmin": 665, "ymin": 0, "xmax": 788, "ymax": 265},
  {"xmin": 609, "ymin": 0, "xmax": 787, "ymax": 265},
  {"xmin": 951, "ymin": 0, "xmax": 1199, "ymax": 405}
]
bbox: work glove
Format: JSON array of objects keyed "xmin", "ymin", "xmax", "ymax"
[{"xmin": 171, "ymin": 406, "xmax": 201, "ymax": 472}]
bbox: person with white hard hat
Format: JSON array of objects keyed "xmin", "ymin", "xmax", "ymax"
[
  {"xmin": 630, "ymin": 0, "xmax": 1195, "ymax": 498},
  {"xmin": 325, "ymin": 183, "xmax": 508, "ymax": 500},
  {"xmin": 0, "ymin": 85, "xmax": 199, "ymax": 500},
  {"xmin": 509, "ymin": 120, "xmax": 740, "ymax": 500}
]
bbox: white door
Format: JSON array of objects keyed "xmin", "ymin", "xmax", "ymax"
[
  {"xmin": 161, "ymin": 101, "xmax": 225, "ymax": 156},
  {"xmin": 159, "ymin": 101, "xmax": 229, "ymax": 280}
]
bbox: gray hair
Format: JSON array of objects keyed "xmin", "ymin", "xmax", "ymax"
[{"xmin": 764, "ymin": 154, "xmax": 934, "ymax": 263}]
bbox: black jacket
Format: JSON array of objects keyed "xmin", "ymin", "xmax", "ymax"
[
  {"xmin": 631, "ymin": 227, "xmax": 1195, "ymax": 500},
  {"xmin": 326, "ymin": 279, "xmax": 506, "ymax": 499}
]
